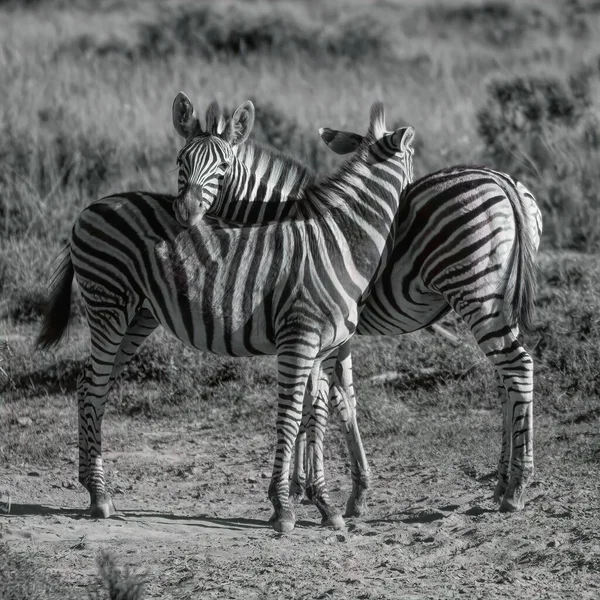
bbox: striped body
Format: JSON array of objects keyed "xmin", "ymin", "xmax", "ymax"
[
  {"xmin": 37, "ymin": 101, "xmax": 415, "ymax": 531},
  {"xmin": 358, "ymin": 166, "xmax": 541, "ymax": 336},
  {"xmin": 73, "ymin": 192, "xmax": 362, "ymax": 358}
]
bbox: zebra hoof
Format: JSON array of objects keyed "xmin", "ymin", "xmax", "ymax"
[
  {"xmin": 321, "ymin": 514, "xmax": 345, "ymax": 530},
  {"xmin": 344, "ymin": 496, "xmax": 367, "ymax": 518},
  {"xmin": 499, "ymin": 484, "xmax": 525, "ymax": 512},
  {"xmin": 90, "ymin": 494, "xmax": 116, "ymax": 519},
  {"xmin": 499, "ymin": 496, "xmax": 525, "ymax": 513},
  {"xmin": 270, "ymin": 507, "xmax": 295, "ymax": 532},
  {"xmin": 272, "ymin": 517, "xmax": 295, "ymax": 533},
  {"xmin": 492, "ymin": 481, "xmax": 508, "ymax": 504}
]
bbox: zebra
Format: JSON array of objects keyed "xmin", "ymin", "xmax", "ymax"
[
  {"xmin": 36, "ymin": 99, "xmax": 414, "ymax": 533},
  {"xmin": 174, "ymin": 96, "xmax": 542, "ymax": 515},
  {"xmin": 320, "ymin": 126, "xmax": 541, "ymax": 512}
]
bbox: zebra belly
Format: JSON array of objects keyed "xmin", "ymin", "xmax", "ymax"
[
  {"xmin": 357, "ymin": 269, "xmax": 449, "ymax": 336},
  {"xmin": 144, "ymin": 297, "xmax": 276, "ymax": 357}
]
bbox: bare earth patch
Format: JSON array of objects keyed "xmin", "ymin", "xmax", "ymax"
[{"xmin": 2, "ymin": 410, "xmax": 599, "ymax": 599}]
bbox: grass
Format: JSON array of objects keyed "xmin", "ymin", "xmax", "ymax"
[{"xmin": 0, "ymin": 545, "xmax": 146, "ymax": 600}]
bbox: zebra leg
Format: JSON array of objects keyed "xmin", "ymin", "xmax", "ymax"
[
  {"xmin": 330, "ymin": 343, "xmax": 371, "ymax": 518},
  {"xmin": 289, "ymin": 390, "xmax": 311, "ymax": 503},
  {"xmin": 496, "ymin": 341, "xmax": 533, "ymax": 513},
  {"xmin": 473, "ymin": 324, "xmax": 534, "ymax": 512},
  {"xmin": 78, "ymin": 304, "xmax": 157, "ymax": 518},
  {"xmin": 268, "ymin": 338, "xmax": 319, "ymax": 533},
  {"xmin": 304, "ymin": 357, "xmax": 345, "ymax": 529},
  {"xmin": 492, "ymin": 371, "xmax": 511, "ymax": 503}
]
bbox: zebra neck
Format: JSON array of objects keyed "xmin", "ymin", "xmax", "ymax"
[
  {"xmin": 315, "ymin": 154, "xmax": 404, "ymax": 244},
  {"xmin": 214, "ymin": 155, "xmax": 303, "ymax": 222}
]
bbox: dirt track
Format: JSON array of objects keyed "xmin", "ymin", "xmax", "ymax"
[{"xmin": 2, "ymin": 418, "xmax": 599, "ymax": 599}]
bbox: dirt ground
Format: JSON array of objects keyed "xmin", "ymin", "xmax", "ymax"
[{"xmin": 2, "ymin": 410, "xmax": 599, "ymax": 600}]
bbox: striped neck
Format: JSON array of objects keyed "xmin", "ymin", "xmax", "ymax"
[{"xmin": 208, "ymin": 141, "xmax": 315, "ymax": 222}]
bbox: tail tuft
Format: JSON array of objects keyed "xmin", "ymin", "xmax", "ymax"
[{"xmin": 35, "ymin": 249, "xmax": 75, "ymax": 350}]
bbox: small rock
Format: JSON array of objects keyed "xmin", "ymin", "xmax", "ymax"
[
  {"xmin": 547, "ymin": 539, "xmax": 561, "ymax": 548},
  {"xmin": 260, "ymin": 472, "xmax": 269, "ymax": 479},
  {"xmin": 16, "ymin": 417, "xmax": 33, "ymax": 428},
  {"xmin": 27, "ymin": 471, "xmax": 41, "ymax": 477},
  {"xmin": 247, "ymin": 477, "xmax": 258, "ymax": 484}
]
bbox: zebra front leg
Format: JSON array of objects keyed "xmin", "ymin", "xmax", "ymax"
[
  {"xmin": 331, "ymin": 343, "xmax": 371, "ymax": 517},
  {"xmin": 304, "ymin": 357, "xmax": 345, "ymax": 529},
  {"xmin": 268, "ymin": 339, "xmax": 319, "ymax": 533}
]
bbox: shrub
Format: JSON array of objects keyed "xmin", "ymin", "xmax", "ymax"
[
  {"xmin": 476, "ymin": 73, "xmax": 600, "ymax": 251},
  {"xmin": 421, "ymin": 1, "xmax": 558, "ymax": 46},
  {"xmin": 66, "ymin": 4, "xmax": 391, "ymax": 64},
  {"xmin": 90, "ymin": 550, "xmax": 147, "ymax": 600},
  {"xmin": 477, "ymin": 75, "xmax": 588, "ymax": 165},
  {"xmin": 0, "ymin": 115, "xmax": 123, "ymax": 237}
]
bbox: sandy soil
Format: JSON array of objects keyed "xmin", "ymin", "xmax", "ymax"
[{"xmin": 2, "ymin": 418, "xmax": 599, "ymax": 600}]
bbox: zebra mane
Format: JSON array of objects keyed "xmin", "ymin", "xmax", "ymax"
[{"xmin": 236, "ymin": 139, "xmax": 317, "ymax": 196}]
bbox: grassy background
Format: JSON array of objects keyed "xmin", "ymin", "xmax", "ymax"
[{"xmin": 1, "ymin": 0, "xmax": 600, "ymax": 597}]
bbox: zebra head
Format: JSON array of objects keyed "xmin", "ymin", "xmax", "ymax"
[
  {"xmin": 172, "ymin": 92, "xmax": 255, "ymax": 227},
  {"xmin": 319, "ymin": 103, "xmax": 415, "ymax": 183}
]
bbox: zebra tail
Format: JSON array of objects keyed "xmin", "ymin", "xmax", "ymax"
[
  {"xmin": 504, "ymin": 180, "xmax": 539, "ymax": 336},
  {"xmin": 35, "ymin": 248, "xmax": 75, "ymax": 350}
]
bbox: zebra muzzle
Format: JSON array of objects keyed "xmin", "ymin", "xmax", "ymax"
[{"xmin": 174, "ymin": 190, "xmax": 207, "ymax": 227}]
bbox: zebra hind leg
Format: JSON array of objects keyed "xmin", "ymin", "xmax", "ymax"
[
  {"xmin": 469, "ymin": 315, "xmax": 534, "ymax": 512},
  {"xmin": 492, "ymin": 371, "xmax": 511, "ymax": 503},
  {"xmin": 304, "ymin": 357, "xmax": 345, "ymax": 529},
  {"xmin": 331, "ymin": 344, "xmax": 371, "ymax": 518},
  {"xmin": 78, "ymin": 304, "xmax": 158, "ymax": 518}
]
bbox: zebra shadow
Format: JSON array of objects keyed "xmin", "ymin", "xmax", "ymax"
[
  {"xmin": 3, "ymin": 504, "xmax": 327, "ymax": 532},
  {"xmin": 2, "ymin": 503, "xmax": 86, "ymax": 518}
]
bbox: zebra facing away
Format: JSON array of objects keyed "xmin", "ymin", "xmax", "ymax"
[
  {"xmin": 321, "ymin": 127, "xmax": 542, "ymax": 512},
  {"xmin": 36, "ymin": 101, "xmax": 414, "ymax": 533},
  {"xmin": 174, "ymin": 95, "xmax": 542, "ymax": 514}
]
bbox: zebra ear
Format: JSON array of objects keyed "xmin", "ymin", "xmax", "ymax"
[
  {"xmin": 319, "ymin": 128, "xmax": 364, "ymax": 155},
  {"xmin": 390, "ymin": 126, "xmax": 415, "ymax": 151},
  {"xmin": 223, "ymin": 101, "xmax": 255, "ymax": 146},
  {"xmin": 172, "ymin": 92, "xmax": 200, "ymax": 139}
]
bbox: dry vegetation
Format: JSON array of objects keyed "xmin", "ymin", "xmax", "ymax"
[{"xmin": 1, "ymin": 0, "xmax": 600, "ymax": 598}]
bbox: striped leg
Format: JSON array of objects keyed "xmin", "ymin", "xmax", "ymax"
[
  {"xmin": 290, "ymin": 398, "xmax": 309, "ymax": 503},
  {"xmin": 491, "ymin": 335, "xmax": 533, "ymax": 512},
  {"xmin": 269, "ymin": 336, "xmax": 319, "ymax": 533},
  {"xmin": 330, "ymin": 343, "xmax": 371, "ymax": 518},
  {"xmin": 304, "ymin": 354, "xmax": 345, "ymax": 529},
  {"xmin": 78, "ymin": 304, "xmax": 158, "ymax": 518},
  {"xmin": 456, "ymin": 302, "xmax": 534, "ymax": 512},
  {"xmin": 290, "ymin": 344, "xmax": 371, "ymax": 518},
  {"xmin": 492, "ymin": 371, "xmax": 511, "ymax": 502}
]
